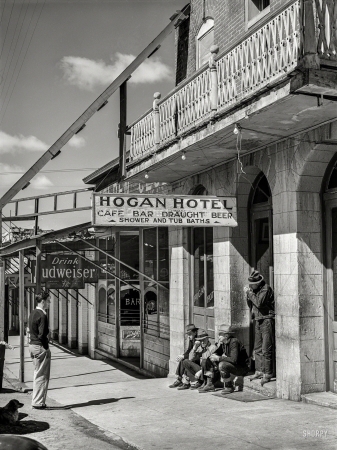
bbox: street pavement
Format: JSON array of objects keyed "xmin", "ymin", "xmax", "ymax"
[{"xmin": 2, "ymin": 336, "xmax": 337, "ymax": 450}]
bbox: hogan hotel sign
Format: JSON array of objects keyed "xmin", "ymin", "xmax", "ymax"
[{"xmin": 93, "ymin": 194, "xmax": 237, "ymax": 227}]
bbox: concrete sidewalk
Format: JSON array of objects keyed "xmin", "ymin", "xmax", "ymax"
[{"xmin": 3, "ymin": 336, "xmax": 337, "ymax": 450}]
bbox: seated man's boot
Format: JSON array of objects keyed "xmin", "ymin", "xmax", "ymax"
[
  {"xmin": 199, "ymin": 377, "xmax": 215, "ymax": 393},
  {"xmin": 249, "ymin": 371, "xmax": 263, "ymax": 381},
  {"xmin": 190, "ymin": 379, "xmax": 203, "ymax": 390},
  {"xmin": 197, "ymin": 379, "xmax": 207, "ymax": 392},
  {"xmin": 260, "ymin": 374, "xmax": 272, "ymax": 386},
  {"xmin": 169, "ymin": 379, "xmax": 183, "ymax": 388},
  {"xmin": 221, "ymin": 381, "xmax": 234, "ymax": 395},
  {"xmin": 177, "ymin": 383, "xmax": 190, "ymax": 390}
]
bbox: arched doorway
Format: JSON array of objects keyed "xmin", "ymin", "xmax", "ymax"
[
  {"xmin": 249, "ymin": 174, "xmax": 273, "ymax": 286},
  {"xmin": 189, "ymin": 185, "xmax": 215, "ymax": 339},
  {"xmin": 249, "ymin": 174, "xmax": 274, "ymax": 371},
  {"xmin": 323, "ymin": 160, "xmax": 337, "ymax": 393}
]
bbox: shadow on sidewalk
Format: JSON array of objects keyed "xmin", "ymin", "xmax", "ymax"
[
  {"xmin": 0, "ymin": 419, "xmax": 49, "ymax": 435},
  {"xmin": 63, "ymin": 397, "xmax": 135, "ymax": 409}
]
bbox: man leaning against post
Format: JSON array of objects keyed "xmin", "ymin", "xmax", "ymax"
[
  {"xmin": 28, "ymin": 291, "xmax": 51, "ymax": 409},
  {"xmin": 244, "ymin": 270, "xmax": 275, "ymax": 386},
  {"xmin": 169, "ymin": 324, "xmax": 198, "ymax": 388}
]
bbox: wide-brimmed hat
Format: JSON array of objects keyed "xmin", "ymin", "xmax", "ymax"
[
  {"xmin": 218, "ymin": 324, "xmax": 235, "ymax": 337},
  {"xmin": 195, "ymin": 329, "xmax": 209, "ymax": 340},
  {"xmin": 248, "ymin": 270, "xmax": 264, "ymax": 284},
  {"xmin": 185, "ymin": 324, "xmax": 197, "ymax": 334}
]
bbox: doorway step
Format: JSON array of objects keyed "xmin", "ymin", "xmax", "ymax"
[
  {"xmin": 243, "ymin": 375, "xmax": 276, "ymax": 398},
  {"xmin": 302, "ymin": 392, "xmax": 337, "ymax": 410},
  {"xmin": 94, "ymin": 348, "xmax": 155, "ymax": 378}
]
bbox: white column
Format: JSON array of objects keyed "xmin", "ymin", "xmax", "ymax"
[
  {"xmin": 78, "ymin": 285, "xmax": 88, "ymax": 354},
  {"xmin": 58, "ymin": 289, "xmax": 67, "ymax": 344},
  {"xmin": 67, "ymin": 289, "xmax": 78, "ymax": 348}
]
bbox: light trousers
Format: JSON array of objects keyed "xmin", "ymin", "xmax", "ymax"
[{"xmin": 29, "ymin": 344, "xmax": 51, "ymax": 407}]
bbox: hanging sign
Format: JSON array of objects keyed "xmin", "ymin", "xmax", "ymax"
[
  {"xmin": 6, "ymin": 273, "xmax": 35, "ymax": 288},
  {"xmin": 92, "ymin": 194, "xmax": 237, "ymax": 227},
  {"xmin": 41, "ymin": 255, "xmax": 99, "ymax": 289}
]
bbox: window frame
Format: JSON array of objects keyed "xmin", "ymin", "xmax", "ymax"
[
  {"xmin": 245, "ymin": 0, "xmax": 270, "ymax": 30},
  {"xmin": 196, "ymin": 18, "xmax": 214, "ymax": 70}
]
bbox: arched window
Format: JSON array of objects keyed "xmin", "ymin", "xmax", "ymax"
[
  {"xmin": 252, "ymin": 174, "xmax": 271, "ymax": 204},
  {"xmin": 327, "ymin": 163, "xmax": 337, "ymax": 190},
  {"xmin": 196, "ymin": 19, "xmax": 214, "ymax": 69}
]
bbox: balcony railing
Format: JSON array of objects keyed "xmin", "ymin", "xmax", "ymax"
[{"xmin": 129, "ymin": 0, "xmax": 335, "ymax": 162}]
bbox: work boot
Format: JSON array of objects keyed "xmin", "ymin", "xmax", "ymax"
[
  {"xmin": 249, "ymin": 371, "xmax": 263, "ymax": 381},
  {"xmin": 198, "ymin": 377, "xmax": 215, "ymax": 393},
  {"xmin": 190, "ymin": 380, "xmax": 203, "ymax": 390},
  {"xmin": 169, "ymin": 379, "xmax": 183, "ymax": 388},
  {"xmin": 177, "ymin": 383, "xmax": 190, "ymax": 390},
  {"xmin": 220, "ymin": 382, "xmax": 234, "ymax": 395},
  {"xmin": 197, "ymin": 380, "xmax": 207, "ymax": 391},
  {"xmin": 260, "ymin": 374, "xmax": 272, "ymax": 386}
]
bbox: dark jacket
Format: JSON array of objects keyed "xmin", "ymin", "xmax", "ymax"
[
  {"xmin": 184, "ymin": 338, "xmax": 195, "ymax": 360},
  {"xmin": 215, "ymin": 337, "xmax": 248, "ymax": 367},
  {"xmin": 246, "ymin": 281, "xmax": 274, "ymax": 320},
  {"xmin": 29, "ymin": 309, "xmax": 49, "ymax": 350}
]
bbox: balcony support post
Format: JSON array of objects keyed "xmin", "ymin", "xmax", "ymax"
[
  {"xmin": 153, "ymin": 92, "xmax": 161, "ymax": 145},
  {"xmin": 301, "ymin": 0, "xmax": 320, "ymax": 68},
  {"xmin": 209, "ymin": 45, "xmax": 219, "ymax": 113}
]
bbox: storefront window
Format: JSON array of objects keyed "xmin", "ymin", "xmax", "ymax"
[
  {"xmin": 143, "ymin": 228, "xmax": 169, "ymax": 338},
  {"xmin": 120, "ymin": 233, "xmax": 140, "ymax": 326},
  {"xmin": 193, "ymin": 227, "xmax": 214, "ymax": 309},
  {"xmin": 97, "ymin": 235, "xmax": 116, "ymax": 324}
]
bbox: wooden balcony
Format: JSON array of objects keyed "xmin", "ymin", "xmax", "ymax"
[{"xmin": 126, "ymin": 0, "xmax": 337, "ymax": 183}]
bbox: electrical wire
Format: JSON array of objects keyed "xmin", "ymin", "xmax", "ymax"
[
  {"xmin": 0, "ymin": 0, "xmax": 46, "ymax": 125},
  {"xmin": 0, "ymin": 0, "xmax": 30, "ymax": 97},
  {"xmin": 0, "ymin": 0, "xmax": 16, "ymax": 63}
]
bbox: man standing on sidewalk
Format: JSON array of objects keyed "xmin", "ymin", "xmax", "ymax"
[
  {"xmin": 28, "ymin": 291, "xmax": 51, "ymax": 409},
  {"xmin": 244, "ymin": 270, "xmax": 275, "ymax": 386}
]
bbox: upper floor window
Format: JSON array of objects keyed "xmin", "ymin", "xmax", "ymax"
[
  {"xmin": 247, "ymin": 0, "xmax": 270, "ymax": 28},
  {"xmin": 196, "ymin": 19, "xmax": 214, "ymax": 69}
]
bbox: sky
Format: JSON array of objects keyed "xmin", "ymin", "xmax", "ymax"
[{"xmin": 0, "ymin": 0, "xmax": 187, "ymax": 232}]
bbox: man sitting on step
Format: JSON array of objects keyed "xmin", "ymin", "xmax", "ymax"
[
  {"xmin": 199, "ymin": 324, "xmax": 249, "ymax": 394},
  {"xmin": 169, "ymin": 324, "xmax": 198, "ymax": 388},
  {"xmin": 177, "ymin": 329, "xmax": 217, "ymax": 390}
]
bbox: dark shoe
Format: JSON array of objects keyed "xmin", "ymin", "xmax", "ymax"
[
  {"xmin": 261, "ymin": 375, "xmax": 272, "ymax": 386},
  {"xmin": 220, "ymin": 387, "xmax": 234, "ymax": 394},
  {"xmin": 177, "ymin": 383, "xmax": 190, "ymax": 390},
  {"xmin": 190, "ymin": 380, "xmax": 203, "ymax": 390},
  {"xmin": 249, "ymin": 371, "xmax": 263, "ymax": 381},
  {"xmin": 198, "ymin": 379, "xmax": 215, "ymax": 393},
  {"xmin": 32, "ymin": 404, "xmax": 47, "ymax": 410},
  {"xmin": 169, "ymin": 380, "xmax": 183, "ymax": 388},
  {"xmin": 221, "ymin": 382, "xmax": 234, "ymax": 394}
]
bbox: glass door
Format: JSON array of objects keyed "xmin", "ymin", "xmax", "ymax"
[
  {"xmin": 325, "ymin": 200, "xmax": 337, "ymax": 392},
  {"xmin": 118, "ymin": 232, "xmax": 140, "ymax": 361},
  {"xmin": 191, "ymin": 227, "xmax": 214, "ymax": 339}
]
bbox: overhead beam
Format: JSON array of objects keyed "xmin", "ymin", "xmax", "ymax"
[{"xmin": 0, "ymin": 6, "xmax": 190, "ymax": 211}]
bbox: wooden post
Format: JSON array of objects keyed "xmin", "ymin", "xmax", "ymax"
[
  {"xmin": 209, "ymin": 45, "xmax": 219, "ymax": 112},
  {"xmin": 0, "ymin": 212, "xmax": 5, "ymax": 342},
  {"xmin": 153, "ymin": 92, "xmax": 161, "ymax": 145},
  {"xmin": 19, "ymin": 250, "xmax": 25, "ymax": 382},
  {"xmin": 302, "ymin": 0, "xmax": 320, "ymax": 68},
  {"xmin": 35, "ymin": 240, "xmax": 41, "ymax": 295},
  {"xmin": 118, "ymin": 80, "xmax": 127, "ymax": 181}
]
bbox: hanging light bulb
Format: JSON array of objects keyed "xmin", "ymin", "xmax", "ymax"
[
  {"xmin": 145, "ymin": 171, "xmax": 149, "ymax": 179},
  {"xmin": 233, "ymin": 123, "xmax": 241, "ymax": 135},
  {"xmin": 181, "ymin": 151, "xmax": 186, "ymax": 160}
]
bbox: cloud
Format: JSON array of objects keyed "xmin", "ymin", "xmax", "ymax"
[
  {"xmin": 60, "ymin": 52, "xmax": 172, "ymax": 90},
  {"xmin": 68, "ymin": 135, "xmax": 86, "ymax": 148},
  {"xmin": 0, "ymin": 130, "xmax": 49, "ymax": 154},
  {"xmin": 0, "ymin": 163, "xmax": 53, "ymax": 191},
  {"xmin": 31, "ymin": 175, "xmax": 54, "ymax": 190}
]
